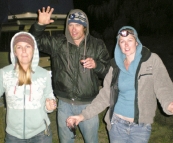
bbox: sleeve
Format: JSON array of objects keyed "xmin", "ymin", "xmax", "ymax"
[
  {"xmin": 153, "ymin": 54, "xmax": 173, "ymax": 115},
  {"xmin": 93, "ymin": 40, "xmax": 110, "ymax": 79},
  {"xmin": 44, "ymin": 71, "xmax": 56, "ymax": 113},
  {"xmin": 0, "ymin": 69, "xmax": 5, "ymax": 97},
  {"xmin": 81, "ymin": 67, "xmax": 113, "ymax": 120},
  {"xmin": 29, "ymin": 22, "xmax": 58, "ymax": 56}
]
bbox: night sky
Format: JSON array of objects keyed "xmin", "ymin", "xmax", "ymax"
[
  {"xmin": 1, "ymin": 0, "xmax": 173, "ymax": 63},
  {"xmin": 74, "ymin": 0, "xmax": 173, "ymax": 35},
  {"xmin": 73, "ymin": 0, "xmax": 173, "ymax": 64}
]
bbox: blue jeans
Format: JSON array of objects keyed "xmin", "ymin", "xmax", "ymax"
[
  {"xmin": 109, "ymin": 113, "xmax": 151, "ymax": 143},
  {"xmin": 5, "ymin": 128, "xmax": 52, "ymax": 143},
  {"xmin": 57, "ymin": 100, "xmax": 99, "ymax": 143}
]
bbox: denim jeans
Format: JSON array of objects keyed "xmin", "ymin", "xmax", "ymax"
[
  {"xmin": 109, "ymin": 113, "xmax": 151, "ymax": 143},
  {"xmin": 57, "ymin": 100, "xmax": 99, "ymax": 143},
  {"xmin": 5, "ymin": 128, "xmax": 52, "ymax": 143}
]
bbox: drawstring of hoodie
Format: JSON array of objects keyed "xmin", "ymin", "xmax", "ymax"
[
  {"xmin": 67, "ymin": 42, "xmax": 70, "ymax": 69},
  {"xmin": 83, "ymin": 37, "xmax": 87, "ymax": 57},
  {"xmin": 29, "ymin": 85, "xmax": 32, "ymax": 101},
  {"xmin": 14, "ymin": 81, "xmax": 18, "ymax": 95},
  {"xmin": 14, "ymin": 82, "xmax": 32, "ymax": 102},
  {"xmin": 67, "ymin": 36, "xmax": 87, "ymax": 70}
]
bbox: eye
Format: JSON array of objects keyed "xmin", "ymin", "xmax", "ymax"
[
  {"xmin": 26, "ymin": 45, "xmax": 32, "ymax": 48},
  {"xmin": 119, "ymin": 40, "xmax": 124, "ymax": 44},
  {"xmin": 16, "ymin": 45, "xmax": 21, "ymax": 49}
]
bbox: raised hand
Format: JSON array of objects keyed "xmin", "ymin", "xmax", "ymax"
[
  {"xmin": 38, "ymin": 6, "xmax": 54, "ymax": 25},
  {"xmin": 45, "ymin": 98, "xmax": 57, "ymax": 111}
]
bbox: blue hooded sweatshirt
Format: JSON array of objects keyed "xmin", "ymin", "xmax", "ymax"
[{"xmin": 114, "ymin": 26, "xmax": 142, "ymax": 118}]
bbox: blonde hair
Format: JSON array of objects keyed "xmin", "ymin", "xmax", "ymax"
[
  {"xmin": 16, "ymin": 62, "xmax": 32, "ymax": 86},
  {"xmin": 14, "ymin": 45, "xmax": 33, "ymax": 86}
]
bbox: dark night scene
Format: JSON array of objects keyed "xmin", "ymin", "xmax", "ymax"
[{"xmin": 0, "ymin": 0, "xmax": 173, "ymax": 142}]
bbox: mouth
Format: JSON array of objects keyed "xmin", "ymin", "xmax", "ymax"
[{"xmin": 125, "ymin": 49, "xmax": 130, "ymax": 52}]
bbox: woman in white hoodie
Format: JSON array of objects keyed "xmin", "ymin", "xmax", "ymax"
[{"xmin": 0, "ymin": 32, "xmax": 56, "ymax": 143}]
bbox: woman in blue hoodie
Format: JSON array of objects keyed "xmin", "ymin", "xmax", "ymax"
[
  {"xmin": 0, "ymin": 32, "xmax": 56, "ymax": 143},
  {"xmin": 66, "ymin": 26, "xmax": 173, "ymax": 143}
]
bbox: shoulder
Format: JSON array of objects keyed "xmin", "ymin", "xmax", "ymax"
[
  {"xmin": 110, "ymin": 58, "xmax": 118, "ymax": 68},
  {"xmin": 88, "ymin": 35, "xmax": 105, "ymax": 45},
  {"xmin": 1, "ymin": 64, "xmax": 14, "ymax": 72},
  {"xmin": 147, "ymin": 53, "xmax": 162, "ymax": 62},
  {"xmin": 141, "ymin": 52, "xmax": 165, "ymax": 70},
  {"xmin": 34, "ymin": 66, "xmax": 51, "ymax": 77}
]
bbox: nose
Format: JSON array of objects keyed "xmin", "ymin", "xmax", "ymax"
[
  {"xmin": 22, "ymin": 47, "xmax": 26, "ymax": 53},
  {"xmin": 72, "ymin": 25, "xmax": 76, "ymax": 31},
  {"xmin": 125, "ymin": 41, "xmax": 128, "ymax": 47}
]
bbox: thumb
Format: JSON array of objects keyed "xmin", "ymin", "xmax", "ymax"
[{"xmin": 46, "ymin": 98, "xmax": 50, "ymax": 104}]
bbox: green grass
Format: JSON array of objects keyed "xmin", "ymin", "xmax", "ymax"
[
  {"xmin": 1, "ymin": 104, "xmax": 173, "ymax": 143},
  {"xmin": 49, "ymin": 109, "xmax": 173, "ymax": 143}
]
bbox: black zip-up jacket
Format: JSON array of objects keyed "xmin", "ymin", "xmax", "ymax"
[{"xmin": 29, "ymin": 19, "xmax": 110, "ymax": 104}]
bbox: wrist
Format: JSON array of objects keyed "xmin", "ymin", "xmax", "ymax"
[
  {"xmin": 38, "ymin": 22, "xmax": 45, "ymax": 25},
  {"xmin": 45, "ymin": 106, "xmax": 53, "ymax": 113}
]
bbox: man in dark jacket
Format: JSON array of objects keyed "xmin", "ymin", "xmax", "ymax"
[{"xmin": 29, "ymin": 6, "xmax": 110, "ymax": 143}]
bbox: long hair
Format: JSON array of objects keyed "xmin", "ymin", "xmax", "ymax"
[
  {"xmin": 14, "ymin": 45, "xmax": 33, "ymax": 86},
  {"xmin": 16, "ymin": 62, "xmax": 32, "ymax": 86}
]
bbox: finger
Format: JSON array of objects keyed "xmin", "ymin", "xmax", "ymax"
[
  {"xmin": 46, "ymin": 6, "xmax": 50, "ymax": 13},
  {"xmin": 38, "ymin": 9, "xmax": 41, "ymax": 14},
  {"xmin": 46, "ymin": 99, "xmax": 50, "ymax": 104},
  {"xmin": 50, "ymin": 20, "xmax": 55, "ymax": 23},
  {"xmin": 49, "ymin": 8, "xmax": 54, "ymax": 14},
  {"xmin": 42, "ymin": 7, "xmax": 45, "ymax": 12}
]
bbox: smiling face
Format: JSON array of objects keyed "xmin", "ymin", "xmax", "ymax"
[
  {"xmin": 118, "ymin": 34, "xmax": 138, "ymax": 58},
  {"xmin": 14, "ymin": 42, "xmax": 34, "ymax": 69},
  {"xmin": 68, "ymin": 22, "xmax": 85, "ymax": 46}
]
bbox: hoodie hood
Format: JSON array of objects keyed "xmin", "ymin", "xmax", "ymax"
[
  {"xmin": 10, "ymin": 32, "xmax": 39, "ymax": 72},
  {"xmin": 65, "ymin": 9, "xmax": 89, "ymax": 45},
  {"xmin": 114, "ymin": 26, "xmax": 142, "ymax": 74}
]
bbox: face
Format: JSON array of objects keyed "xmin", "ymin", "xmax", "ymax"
[
  {"xmin": 68, "ymin": 23, "xmax": 85, "ymax": 45},
  {"xmin": 14, "ymin": 42, "xmax": 34, "ymax": 67},
  {"xmin": 118, "ymin": 34, "xmax": 138, "ymax": 58}
]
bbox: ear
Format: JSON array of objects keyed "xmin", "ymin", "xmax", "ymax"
[
  {"xmin": 14, "ymin": 51, "xmax": 17, "ymax": 57},
  {"xmin": 136, "ymin": 41, "xmax": 138, "ymax": 46}
]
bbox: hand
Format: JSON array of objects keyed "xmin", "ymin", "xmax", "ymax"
[
  {"xmin": 38, "ymin": 6, "xmax": 54, "ymax": 25},
  {"xmin": 45, "ymin": 99, "xmax": 56, "ymax": 111},
  {"xmin": 82, "ymin": 58, "xmax": 96, "ymax": 69},
  {"xmin": 66, "ymin": 114, "xmax": 84, "ymax": 127},
  {"xmin": 167, "ymin": 102, "xmax": 173, "ymax": 113}
]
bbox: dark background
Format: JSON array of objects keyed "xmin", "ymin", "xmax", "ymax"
[{"xmin": 0, "ymin": 0, "xmax": 173, "ymax": 79}]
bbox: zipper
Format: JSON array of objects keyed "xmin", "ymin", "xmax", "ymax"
[
  {"xmin": 23, "ymin": 85, "xmax": 26, "ymax": 139},
  {"xmin": 138, "ymin": 73, "xmax": 152, "ymax": 79}
]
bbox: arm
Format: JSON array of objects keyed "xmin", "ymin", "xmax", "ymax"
[
  {"xmin": 29, "ymin": 6, "xmax": 56, "ymax": 55},
  {"xmin": 67, "ymin": 67, "xmax": 113, "ymax": 126},
  {"xmin": 44, "ymin": 71, "xmax": 56, "ymax": 113},
  {"xmin": 0, "ymin": 69, "xmax": 5, "ymax": 96},
  {"xmin": 153, "ymin": 54, "xmax": 173, "ymax": 115},
  {"xmin": 82, "ymin": 40, "xmax": 110, "ymax": 79},
  {"xmin": 93, "ymin": 41, "xmax": 110, "ymax": 78}
]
